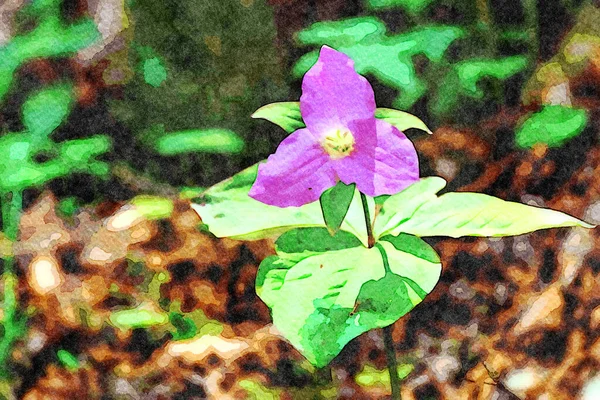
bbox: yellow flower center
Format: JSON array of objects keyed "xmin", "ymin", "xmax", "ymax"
[{"xmin": 322, "ymin": 128, "xmax": 355, "ymax": 159}]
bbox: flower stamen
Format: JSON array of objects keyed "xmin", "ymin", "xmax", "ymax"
[{"xmin": 322, "ymin": 128, "xmax": 355, "ymax": 159}]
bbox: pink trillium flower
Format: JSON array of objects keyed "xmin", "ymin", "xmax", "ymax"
[{"xmin": 249, "ymin": 46, "xmax": 419, "ymax": 207}]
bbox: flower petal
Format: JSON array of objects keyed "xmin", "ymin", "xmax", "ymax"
[
  {"xmin": 334, "ymin": 119, "xmax": 419, "ymax": 196},
  {"xmin": 249, "ymin": 129, "xmax": 337, "ymax": 207},
  {"xmin": 300, "ymin": 46, "xmax": 376, "ymax": 132}
]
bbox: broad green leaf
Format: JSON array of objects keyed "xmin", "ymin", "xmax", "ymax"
[
  {"xmin": 374, "ymin": 177, "xmax": 447, "ymax": 239},
  {"xmin": 252, "ymin": 102, "xmax": 305, "ymax": 133},
  {"xmin": 355, "ymin": 271, "xmax": 414, "ymax": 326},
  {"xmin": 109, "ymin": 303, "xmax": 169, "ymax": 331},
  {"xmin": 275, "ymin": 228, "xmax": 362, "ymax": 255},
  {"xmin": 375, "ymin": 177, "xmax": 593, "ymax": 239},
  {"xmin": 367, "ymin": 0, "xmax": 436, "ymax": 15},
  {"xmin": 515, "ymin": 106, "xmax": 588, "ymax": 148},
  {"xmin": 294, "ymin": 20, "xmax": 464, "ymax": 109},
  {"xmin": 432, "ymin": 56, "xmax": 529, "ymax": 117},
  {"xmin": 191, "ymin": 164, "xmax": 374, "ymax": 245},
  {"xmin": 378, "ymin": 241, "xmax": 440, "ymax": 300},
  {"xmin": 22, "ymin": 84, "xmax": 74, "ymax": 139},
  {"xmin": 154, "ymin": 129, "xmax": 244, "ymax": 155},
  {"xmin": 142, "ymin": 57, "xmax": 168, "ymax": 87},
  {"xmin": 320, "ymin": 182, "xmax": 356, "ymax": 234},
  {"xmin": 257, "ymin": 233, "xmax": 440, "ymax": 367},
  {"xmin": 374, "ymin": 108, "xmax": 433, "ymax": 134},
  {"xmin": 380, "ymin": 233, "xmax": 440, "ymax": 264}
]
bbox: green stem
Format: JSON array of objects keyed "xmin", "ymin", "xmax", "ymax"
[
  {"xmin": 375, "ymin": 242, "xmax": 401, "ymax": 399},
  {"xmin": 359, "ymin": 193, "xmax": 374, "ymax": 248},
  {"xmin": 359, "ymin": 193, "xmax": 400, "ymax": 399},
  {"xmin": 0, "ymin": 191, "xmax": 23, "ymax": 377},
  {"xmin": 383, "ymin": 325, "xmax": 401, "ymax": 400}
]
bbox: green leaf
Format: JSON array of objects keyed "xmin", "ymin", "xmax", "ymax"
[
  {"xmin": 380, "ymin": 233, "xmax": 440, "ymax": 264},
  {"xmin": 22, "ymin": 84, "xmax": 74, "ymax": 138},
  {"xmin": 252, "ymin": 102, "xmax": 305, "ymax": 133},
  {"xmin": 374, "ymin": 108, "xmax": 433, "ymax": 134},
  {"xmin": 154, "ymin": 129, "xmax": 244, "ymax": 155},
  {"xmin": 374, "ymin": 177, "xmax": 594, "ymax": 239},
  {"xmin": 275, "ymin": 228, "xmax": 362, "ymax": 255},
  {"xmin": 57, "ymin": 349, "xmax": 80, "ymax": 371},
  {"xmin": 256, "ymin": 235, "xmax": 440, "ymax": 367},
  {"xmin": 191, "ymin": 164, "xmax": 375, "ymax": 246},
  {"xmin": 294, "ymin": 20, "xmax": 464, "ymax": 109},
  {"xmin": 515, "ymin": 106, "xmax": 588, "ymax": 148},
  {"xmin": 320, "ymin": 182, "xmax": 356, "ymax": 234},
  {"xmin": 109, "ymin": 303, "xmax": 169, "ymax": 331},
  {"xmin": 142, "ymin": 57, "xmax": 167, "ymax": 87},
  {"xmin": 367, "ymin": 0, "xmax": 436, "ymax": 15}
]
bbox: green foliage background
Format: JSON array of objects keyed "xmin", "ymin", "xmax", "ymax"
[{"xmin": 110, "ymin": 0, "xmax": 289, "ymax": 186}]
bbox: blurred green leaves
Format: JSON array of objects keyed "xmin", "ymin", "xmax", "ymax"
[
  {"xmin": 0, "ymin": 0, "xmax": 99, "ymax": 102},
  {"xmin": 130, "ymin": 195, "xmax": 174, "ymax": 220},
  {"xmin": 22, "ymin": 85, "xmax": 74, "ymax": 138},
  {"xmin": 0, "ymin": 84, "xmax": 111, "ymax": 194},
  {"xmin": 56, "ymin": 350, "xmax": 80, "ymax": 371},
  {"xmin": 294, "ymin": 15, "xmax": 531, "ymax": 121},
  {"xmin": 432, "ymin": 56, "xmax": 529, "ymax": 117},
  {"xmin": 142, "ymin": 57, "xmax": 168, "ymax": 87},
  {"xmin": 367, "ymin": 0, "xmax": 436, "ymax": 15},
  {"xmin": 111, "ymin": 0, "xmax": 288, "ymax": 183},
  {"xmin": 109, "ymin": 303, "xmax": 170, "ymax": 331},
  {"xmin": 515, "ymin": 105, "xmax": 588, "ymax": 149},
  {"xmin": 355, "ymin": 364, "xmax": 414, "ymax": 388},
  {"xmin": 294, "ymin": 18, "xmax": 464, "ymax": 110},
  {"xmin": 154, "ymin": 129, "xmax": 244, "ymax": 155}
]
